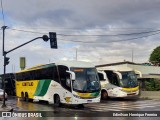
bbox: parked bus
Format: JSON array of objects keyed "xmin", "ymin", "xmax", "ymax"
[
  {"xmin": 15, "ymin": 61, "xmax": 101, "ymax": 106},
  {"xmin": 0, "ymin": 73, "xmax": 16, "ymax": 96},
  {"xmin": 97, "ymin": 66, "xmax": 139, "ymax": 99}
]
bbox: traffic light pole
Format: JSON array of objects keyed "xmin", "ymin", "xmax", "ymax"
[
  {"xmin": 1, "ymin": 26, "xmax": 7, "ymax": 108},
  {"xmin": 5, "ymin": 37, "xmax": 43, "ymax": 54},
  {"xmin": 1, "ymin": 26, "xmax": 49, "ymax": 108},
  {"xmin": 1, "ymin": 28, "xmax": 57, "ymax": 108},
  {"xmin": 2, "ymin": 54, "xmax": 7, "ymax": 108}
]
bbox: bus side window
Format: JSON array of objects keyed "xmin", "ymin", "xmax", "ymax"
[
  {"xmin": 105, "ymin": 71, "xmax": 119, "ymax": 86},
  {"xmin": 105, "ymin": 71, "xmax": 113, "ymax": 83},
  {"xmin": 58, "ymin": 65, "xmax": 71, "ymax": 92},
  {"xmin": 98, "ymin": 73, "xmax": 105, "ymax": 81},
  {"xmin": 52, "ymin": 66, "xmax": 59, "ymax": 83},
  {"xmin": 112, "ymin": 73, "xmax": 119, "ymax": 86}
]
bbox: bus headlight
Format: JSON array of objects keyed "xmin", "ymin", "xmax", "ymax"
[
  {"xmin": 73, "ymin": 94, "xmax": 81, "ymax": 99},
  {"xmin": 101, "ymin": 84, "xmax": 106, "ymax": 88}
]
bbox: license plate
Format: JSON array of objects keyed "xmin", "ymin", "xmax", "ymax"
[
  {"xmin": 87, "ymin": 100, "xmax": 92, "ymax": 103},
  {"xmin": 127, "ymin": 93, "xmax": 136, "ymax": 96}
]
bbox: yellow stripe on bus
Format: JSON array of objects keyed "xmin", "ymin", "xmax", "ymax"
[
  {"xmin": 122, "ymin": 86, "xmax": 139, "ymax": 92},
  {"xmin": 16, "ymin": 64, "xmax": 44, "ymax": 73},
  {"xmin": 77, "ymin": 92, "xmax": 91, "ymax": 97}
]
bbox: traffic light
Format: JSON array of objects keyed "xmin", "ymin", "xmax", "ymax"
[
  {"xmin": 49, "ymin": 32, "xmax": 57, "ymax": 49},
  {"xmin": 5, "ymin": 57, "xmax": 10, "ymax": 66}
]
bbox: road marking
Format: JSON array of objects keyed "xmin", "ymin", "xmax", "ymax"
[{"xmin": 85, "ymin": 99, "xmax": 160, "ymax": 112}]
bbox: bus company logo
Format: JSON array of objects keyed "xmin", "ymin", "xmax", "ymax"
[
  {"xmin": 22, "ymin": 82, "xmax": 33, "ymax": 86},
  {"xmin": 2, "ymin": 112, "xmax": 11, "ymax": 117},
  {"xmin": 1, "ymin": 112, "xmax": 42, "ymax": 117},
  {"xmin": 65, "ymin": 97, "xmax": 71, "ymax": 103}
]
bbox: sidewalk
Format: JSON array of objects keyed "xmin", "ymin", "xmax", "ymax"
[
  {"xmin": 0, "ymin": 101, "xmax": 13, "ymax": 112},
  {"xmin": 139, "ymin": 91, "xmax": 160, "ymax": 100}
]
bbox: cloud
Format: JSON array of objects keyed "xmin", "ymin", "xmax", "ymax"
[{"xmin": 0, "ymin": 0, "xmax": 160, "ymax": 73}]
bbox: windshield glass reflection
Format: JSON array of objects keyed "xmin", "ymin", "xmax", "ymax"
[
  {"xmin": 120, "ymin": 71, "xmax": 138, "ymax": 88},
  {"xmin": 71, "ymin": 68, "xmax": 100, "ymax": 92}
]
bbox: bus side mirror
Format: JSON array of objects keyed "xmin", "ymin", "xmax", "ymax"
[
  {"xmin": 113, "ymin": 72, "xmax": 122, "ymax": 79},
  {"xmin": 134, "ymin": 70, "xmax": 142, "ymax": 78},
  {"xmin": 66, "ymin": 71, "xmax": 75, "ymax": 80},
  {"xmin": 98, "ymin": 71, "xmax": 107, "ymax": 80}
]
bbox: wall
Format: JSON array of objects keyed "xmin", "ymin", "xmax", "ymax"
[{"xmin": 140, "ymin": 91, "xmax": 160, "ymax": 99}]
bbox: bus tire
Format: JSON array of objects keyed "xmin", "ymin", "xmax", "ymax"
[
  {"xmin": 21, "ymin": 92, "xmax": 25, "ymax": 101},
  {"xmin": 25, "ymin": 92, "xmax": 29, "ymax": 102},
  {"xmin": 78, "ymin": 104, "xmax": 84, "ymax": 108},
  {"xmin": 54, "ymin": 95, "xmax": 61, "ymax": 107},
  {"xmin": 101, "ymin": 90, "xmax": 108, "ymax": 100}
]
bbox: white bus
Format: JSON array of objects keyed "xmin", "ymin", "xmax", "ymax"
[
  {"xmin": 16, "ymin": 61, "xmax": 101, "ymax": 107},
  {"xmin": 97, "ymin": 66, "xmax": 139, "ymax": 99}
]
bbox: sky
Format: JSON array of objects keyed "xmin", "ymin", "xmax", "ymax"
[{"xmin": 0, "ymin": 0, "xmax": 160, "ymax": 73}]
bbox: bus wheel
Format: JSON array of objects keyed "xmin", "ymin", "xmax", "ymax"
[
  {"xmin": 77, "ymin": 104, "xmax": 84, "ymax": 108},
  {"xmin": 54, "ymin": 95, "xmax": 61, "ymax": 107},
  {"xmin": 101, "ymin": 90, "xmax": 108, "ymax": 100},
  {"xmin": 21, "ymin": 92, "xmax": 25, "ymax": 101},
  {"xmin": 25, "ymin": 93, "xmax": 29, "ymax": 102}
]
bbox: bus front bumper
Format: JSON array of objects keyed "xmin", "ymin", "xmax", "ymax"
[{"xmin": 71, "ymin": 96, "xmax": 101, "ymax": 104}]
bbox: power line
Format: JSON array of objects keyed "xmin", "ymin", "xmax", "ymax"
[
  {"xmin": 9, "ymin": 26, "xmax": 159, "ymax": 31},
  {"xmin": 58, "ymin": 31, "xmax": 160, "ymax": 44},
  {"xmin": 9, "ymin": 28, "xmax": 48, "ymax": 34},
  {"xmin": 0, "ymin": 0, "xmax": 5, "ymax": 25},
  {"xmin": 9, "ymin": 28, "xmax": 160, "ymax": 37},
  {"xmin": 58, "ymin": 29, "xmax": 160, "ymax": 37}
]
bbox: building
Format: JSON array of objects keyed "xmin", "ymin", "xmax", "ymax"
[{"xmin": 96, "ymin": 61, "xmax": 160, "ymax": 79}]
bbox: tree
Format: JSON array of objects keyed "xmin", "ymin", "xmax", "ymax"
[
  {"xmin": 144, "ymin": 79, "xmax": 155, "ymax": 91},
  {"xmin": 149, "ymin": 46, "xmax": 160, "ymax": 66},
  {"xmin": 154, "ymin": 80, "xmax": 160, "ymax": 91}
]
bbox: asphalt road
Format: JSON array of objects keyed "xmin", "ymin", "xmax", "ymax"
[{"xmin": 1, "ymin": 96, "xmax": 160, "ymax": 120}]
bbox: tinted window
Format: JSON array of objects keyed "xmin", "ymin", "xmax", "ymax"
[
  {"xmin": 16, "ymin": 65, "xmax": 59, "ymax": 83},
  {"xmin": 58, "ymin": 65, "xmax": 71, "ymax": 92},
  {"xmin": 105, "ymin": 71, "xmax": 119, "ymax": 86},
  {"xmin": 98, "ymin": 73, "xmax": 105, "ymax": 81}
]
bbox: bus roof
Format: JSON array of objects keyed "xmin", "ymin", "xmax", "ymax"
[
  {"xmin": 97, "ymin": 66, "xmax": 134, "ymax": 72},
  {"xmin": 16, "ymin": 61, "xmax": 95, "ymax": 73},
  {"xmin": 56, "ymin": 60, "xmax": 95, "ymax": 68},
  {"xmin": 16, "ymin": 63, "xmax": 55, "ymax": 73}
]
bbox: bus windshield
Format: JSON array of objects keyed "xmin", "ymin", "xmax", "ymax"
[
  {"xmin": 71, "ymin": 68, "xmax": 100, "ymax": 92},
  {"xmin": 119, "ymin": 71, "xmax": 138, "ymax": 88}
]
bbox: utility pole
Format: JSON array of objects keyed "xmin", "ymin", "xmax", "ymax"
[{"xmin": 1, "ymin": 25, "xmax": 7, "ymax": 108}]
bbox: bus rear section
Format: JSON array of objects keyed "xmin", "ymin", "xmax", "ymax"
[{"xmin": 97, "ymin": 66, "xmax": 139, "ymax": 99}]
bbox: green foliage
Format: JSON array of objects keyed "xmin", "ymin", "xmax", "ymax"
[
  {"xmin": 145, "ymin": 79, "xmax": 155, "ymax": 91},
  {"xmin": 154, "ymin": 80, "xmax": 160, "ymax": 91},
  {"xmin": 149, "ymin": 46, "xmax": 160, "ymax": 66},
  {"xmin": 144, "ymin": 79, "xmax": 160, "ymax": 91}
]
